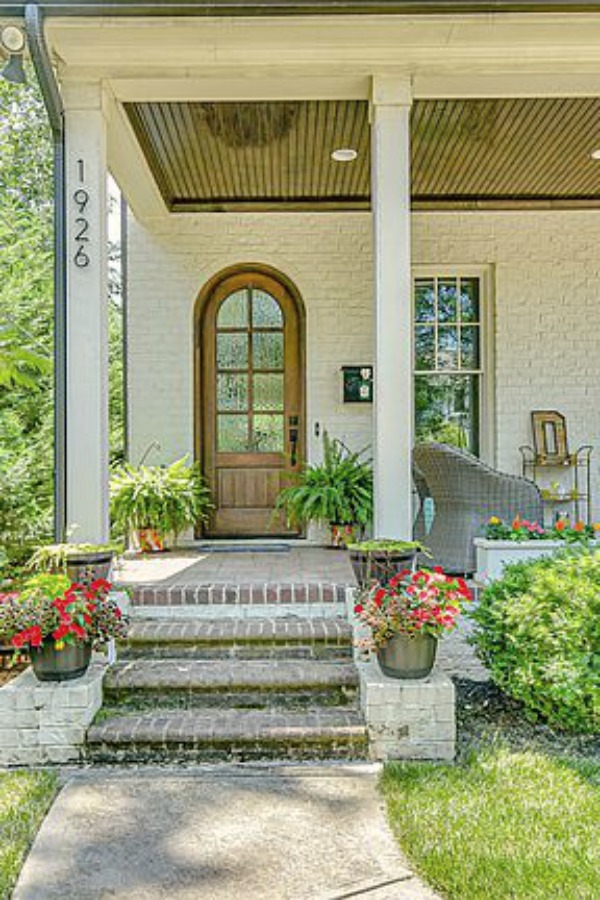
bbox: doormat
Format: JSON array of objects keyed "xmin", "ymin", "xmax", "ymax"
[{"xmin": 196, "ymin": 544, "xmax": 291, "ymax": 554}]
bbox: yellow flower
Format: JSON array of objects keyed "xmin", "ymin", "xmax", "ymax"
[
  {"xmin": 593, "ymin": 523, "xmax": 600, "ymax": 532},
  {"xmin": 55, "ymin": 640, "xmax": 65, "ymax": 651},
  {"xmin": 488, "ymin": 516, "xmax": 500, "ymax": 525}
]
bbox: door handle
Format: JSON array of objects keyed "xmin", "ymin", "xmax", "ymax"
[{"xmin": 288, "ymin": 416, "xmax": 299, "ymax": 467}]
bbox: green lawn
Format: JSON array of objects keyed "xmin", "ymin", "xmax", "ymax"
[
  {"xmin": 0, "ymin": 770, "xmax": 57, "ymax": 900},
  {"xmin": 382, "ymin": 747, "xmax": 600, "ymax": 900}
]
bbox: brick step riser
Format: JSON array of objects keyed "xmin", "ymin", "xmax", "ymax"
[
  {"xmin": 103, "ymin": 686, "xmax": 359, "ymax": 710},
  {"xmin": 119, "ymin": 644, "xmax": 353, "ymax": 662},
  {"xmin": 84, "ymin": 737, "xmax": 369, "ymax": 765},
  {"xmin": 131, "ymin": 584, "xmax": 350, "ymax": 608}
]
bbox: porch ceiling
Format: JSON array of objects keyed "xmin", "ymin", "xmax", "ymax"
[{"xmin": 125, "ymin": 97, "xmax": 600, "ymax": 211}]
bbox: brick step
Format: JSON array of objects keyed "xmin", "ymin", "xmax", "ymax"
[
  {"xmin": 85, "ymin": 707, "xmax": 368, "ymax": 763},
  {"xmin": 104, "ymin": 658, "xmax": 359, "ymax": 709},
  {"xmin": 121, "ymin": 617, "xmax": 353, "ymax": 660},
  {"xmin": 129, "ymin": 582, "xmax": 349, "ymax": 609}
]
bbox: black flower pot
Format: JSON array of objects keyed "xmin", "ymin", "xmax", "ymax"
[
  {"xmin": 349, "ymin": 549, "xmax": 417, "ymax": 589},
  {"xmin": 31, "ymin": 640, "xmax": 92, "ymax": 683},
  {"xmin": 65, "ymin": 550, "xmax": 114, "ymax": 587},
  {"xmin": 377, "ymin": 633, "xmax": 437, "ymax": 680}
]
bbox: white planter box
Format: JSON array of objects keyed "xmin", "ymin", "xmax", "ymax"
[{"xmin": 474, "ymin": 538, "xmax": 596, "ymax": 583}]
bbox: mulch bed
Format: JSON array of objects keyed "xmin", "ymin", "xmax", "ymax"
[
  {"xmin": 456, "ymin": 678, "xmax": 599, "ymax": 762},
  {"xmin": 0, "ymin": 666, "xmax": 25, "ymax": 688}
]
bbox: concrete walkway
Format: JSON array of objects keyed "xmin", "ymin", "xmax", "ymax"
[{"xmin": 14, "ymin": 765, "xmax": 438, "ymax": 900}]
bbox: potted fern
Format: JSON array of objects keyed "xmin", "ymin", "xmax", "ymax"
[
  {"xmin": 110, "ymin": 457, "xmax": 213, "ymax": 551},
  {"xmin": 347, "ymin": 538, "xmax": 424, "ymax": 589},
  {"xmin": 28, "ymin": 542, "xmax": 120, "ymax": 586},
  {"xmin": 275, "ymin": 434, "xmax": 372, "ymax": 546}
]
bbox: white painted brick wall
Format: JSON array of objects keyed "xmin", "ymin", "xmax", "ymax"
[{"xmin": 128, "ymin": 210, "xmax": 600, "ymax": 518}]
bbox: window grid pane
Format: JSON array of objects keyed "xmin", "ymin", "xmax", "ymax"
[
  {"xmin": 216, "ymin": 285, "xmax": 286, "ymax": 453},
  {"xmin": 414, "ymin": 276, "xmax": 482, "ymax": 374}
]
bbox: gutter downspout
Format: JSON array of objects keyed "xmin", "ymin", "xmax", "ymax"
[{"xmin": 24, "ymin": 2, "xmax": 67, "ymax": 542}]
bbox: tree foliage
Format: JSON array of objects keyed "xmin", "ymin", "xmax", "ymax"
[{"xmin": 0, "ymin": 71, "xmax": 123, "ymax": 570}]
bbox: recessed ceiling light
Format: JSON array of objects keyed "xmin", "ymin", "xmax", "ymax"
[
  {"xmin": 591, "ymin": 149, "xmax": 600, "ymax": 160},
  {"xmin": 331, "ymin": 148, "xmax": 358, "ymax": 163},
  {"xmin": 1, "ymin": 25, "xmax": 25, "ymax": 55}
]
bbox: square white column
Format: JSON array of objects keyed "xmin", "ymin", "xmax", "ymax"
[
  {"xmin": 371, "ymin": 76, "xmax": 413, "ymax": 539},
  {"xmin": 63, "ymin": 83, "xmax": 109, "ymax": 543}
]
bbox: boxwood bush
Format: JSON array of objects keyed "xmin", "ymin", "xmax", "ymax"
[{"xmin": 471, "ymin": 548, "xmax": 600, "ymax": 733}]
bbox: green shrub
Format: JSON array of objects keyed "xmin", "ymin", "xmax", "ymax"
[{"xmin": 471, "ymin": 548, "xmax": 600, "ymax": 733}]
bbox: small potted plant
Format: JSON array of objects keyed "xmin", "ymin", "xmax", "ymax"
[
  {"xmin": 354, "ymin": 567, "xmax": 472, "ymax": 679},
  {"xmin": 347, "ymin": 538, "xmax": 424, "ymax": 588},
  {"xmin": 0, "ymin": 574, "xmax": 127, "ymax": 682},
  {"xmin": 275, "ymin": 433, "xmax": 372, "ymax": 546},
  {"xmin": 28, "ymin": 542, "xmax": 120, "ymax": 586},
  {"xmin": 110, "ymin": 456, "xmax": 213, "ymax": 551}
]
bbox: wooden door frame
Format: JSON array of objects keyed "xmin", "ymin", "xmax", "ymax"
[{"xmin": 193, "ymin": 262, "xmax": 307, "ymax": 537}]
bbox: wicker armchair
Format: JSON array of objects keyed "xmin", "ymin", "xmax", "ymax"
[{"xmin": 413, "ymin": 442, "xmax": 543, "ymax": 575}]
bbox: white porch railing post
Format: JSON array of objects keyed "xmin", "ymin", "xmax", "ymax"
[
  {"xmin": 371, "ymin": 76, "xmax": 413, "ymax": 539},
  {"xmin": 63, "ymin": 82, "xmax": 110, "ymax": 543}
]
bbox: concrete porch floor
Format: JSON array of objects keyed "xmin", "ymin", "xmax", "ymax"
[{"xmin": 114, "ymin": 547, "xmax": 356, "ymax": 588}]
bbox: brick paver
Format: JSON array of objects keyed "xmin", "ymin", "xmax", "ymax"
[{"xmin": 131, "ymin": 581, "xmax": 350, "ymax": 606}]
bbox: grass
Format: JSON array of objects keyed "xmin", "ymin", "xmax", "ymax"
[
  {"xmin": 382, "ymin": 746, "xmax": 600, "ymax": 900},
  {"xmin": 0, "ymin": 770, "xmax": 57, "ymax": 900}
]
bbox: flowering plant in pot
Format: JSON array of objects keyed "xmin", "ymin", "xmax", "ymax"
[
  {"xmin": 485, "ymin": 515, "xmax": 598, "ymax": 543},
  {"xmin": 354, "ymin": 567, "xmax": 472, "ymax": 679},
  {"xmin": 0, "ymin": 574, "xmax": 127, "ymax": 682}
]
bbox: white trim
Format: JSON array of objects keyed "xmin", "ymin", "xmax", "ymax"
[{"xmin": 412, "ymin": 264, "xmax": 496, "ymax": 466}]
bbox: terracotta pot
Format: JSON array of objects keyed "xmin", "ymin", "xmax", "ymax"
[
  {"xmin": 31, "ymin": 640, "xmax": 92, "ymax": 683},
  {"xmin": 65, "ymin": 550, "xmax": 114, "ymax": 587},
  {"xmin": 376, "ymin": 633, "xmax": 437, "ymax": 680},
  {"xmin": 330, "ymin": 523, "xmax": 357, "ymax": 548},
  {"xmin": 349, "ymin": 549, "xmax": 417, "ymax": 589},
  {"xmin": 134, "ymin": 529, "xmax": 165, "ymax": 553}
]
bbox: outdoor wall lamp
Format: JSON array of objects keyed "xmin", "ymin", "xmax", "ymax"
[{"xmin": 1, "ymin": 25, "xmax": 27, "ymax": 85}]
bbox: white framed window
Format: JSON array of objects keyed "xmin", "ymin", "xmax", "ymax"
[{"xmin": 413, "ymin": 266, "xmax": 494, "ymax": 461}]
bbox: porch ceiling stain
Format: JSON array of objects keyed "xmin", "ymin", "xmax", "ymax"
[{"xmin": 125, "ymin": 98, "xmax": 600, "ymax": 211}]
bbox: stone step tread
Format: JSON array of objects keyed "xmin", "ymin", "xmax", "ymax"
[
  {"xmin": 125, "ymin": 617, "xmax": 353, "ymax": 646},
  {"xmin": 87, "ymin": 707, "xmax": 367, "ymax": 746},
  {"xmin": 105, "ymin": 659, "xmax": 359, "ymax": 692}
]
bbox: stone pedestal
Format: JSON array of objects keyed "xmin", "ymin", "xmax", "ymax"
[
  {"xmin": 359, "ymin": 660, "xmax": 455, "ymax": 761},
  {"xmin": 0, "ymin": 659, "xmax": 106, "ymax": 766}
]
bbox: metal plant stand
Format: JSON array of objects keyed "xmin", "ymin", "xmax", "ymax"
[{"xmin": 519, "ymin": 444, "xmax": 593, "ymax": 526}]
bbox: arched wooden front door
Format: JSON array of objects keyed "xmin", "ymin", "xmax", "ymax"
[{"xmin": 196, "ymin": 267, "xmax": 305, "ymax": 537}]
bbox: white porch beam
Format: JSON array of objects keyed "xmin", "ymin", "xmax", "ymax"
[
  {"xmin": 371, "ymin": 75, "xmax": 413, "ymax": 540},
  {"xmin": 63, "ymin": 82, "xmax": 110, "ymax": 543},
  {"xmin": 103, "ymin": 88, "xmax": 168, "ymax": 223}
]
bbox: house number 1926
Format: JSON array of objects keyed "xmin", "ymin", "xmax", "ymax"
[{"xmin": 73, "ymin": 158, "xmax": 90, "ymax": 268}]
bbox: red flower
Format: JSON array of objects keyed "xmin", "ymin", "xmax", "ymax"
[
  {"xmin": 555, "ymin": 519, "xmax": 566, "ymax": 532},
  {"xmin": 354, "ymin": 604, "xmax": 364, "ymax": 614},
  {"xmin": 90, "ymin": 578, "xmax": 111, "ymax": 593},
  {"xmin": 29, "ymin": 626, "xmax": 43, "ymax": 648}
]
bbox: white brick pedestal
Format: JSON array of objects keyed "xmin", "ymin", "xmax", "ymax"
[
  {"xmin": 359, "ymin": 660, "xmax": 456, "ymax": 761},
  {"xmin": 0, "ymin": 660, "xmax": 106, "ymax": 766}
]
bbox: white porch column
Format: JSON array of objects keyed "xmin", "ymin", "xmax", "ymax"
[
  {"xmin": 371, "ymin": 76, "xmax": 413, "ymax": 539},
  {"xmin": 63, "ymin": 83, "xmax": 109, "ymax": 543}
]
